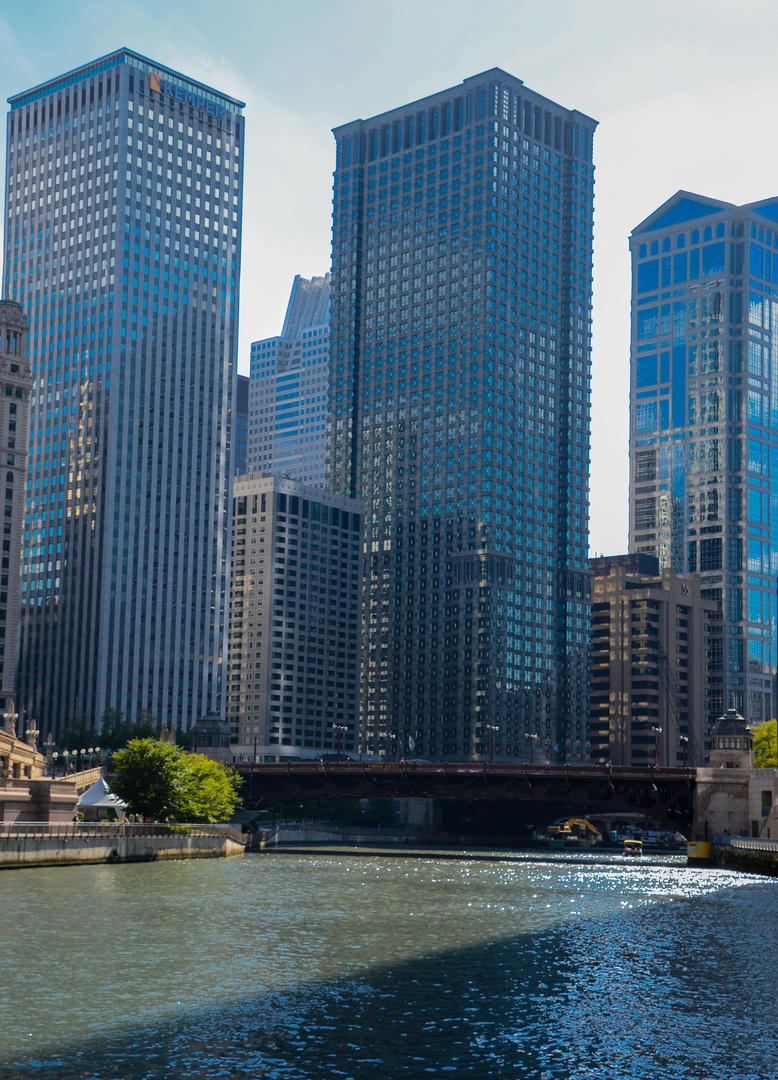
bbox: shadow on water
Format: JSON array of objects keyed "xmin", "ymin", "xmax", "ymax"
[{"xmin": 4, "ymin": 873, "xmax": 777, "ymax": 1080}]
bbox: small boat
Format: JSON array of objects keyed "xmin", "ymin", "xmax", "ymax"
[{"xmin": 622, "ymin": 839, "xmax": 643, "ymax": 857}]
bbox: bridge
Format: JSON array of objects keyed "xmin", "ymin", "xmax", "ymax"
[{"xmin": 236, "ymin": 761, "xmax": 697, "ymax": 832}]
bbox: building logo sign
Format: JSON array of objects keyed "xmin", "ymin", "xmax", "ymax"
[{"xmin": 149, "ymin": 72, "xmax": 225, "ymax": 118}]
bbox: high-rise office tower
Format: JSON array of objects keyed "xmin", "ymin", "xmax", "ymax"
[
  {"xmin": 589, "ymin": 554, "xmax": 712, "ymax": 767},
  {"xmin": 4, "ymin": 49, "xmax": 244, "ymax": 737},
  {"xmin": 629, "ymin": 192, "xmax": 778, "ymax": 727},
  {"xmin": 234, "ymin": 373, "xmax": 249, "ymax": 475},
  {"xmin": 329, "ymin": 70, "xmax": 596, "ymax": 761},
  {"xmin": 247, "ymin": 273, "xmax": 330, "ymax": 485},
  {"xmin": 227, "ymin": 473, "xmax": 364, "ymax": 757}
]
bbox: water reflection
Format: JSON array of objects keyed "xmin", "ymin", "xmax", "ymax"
[{"xmin": 1, "ymin": 852, "xmax": 775, "ymax": 1078}]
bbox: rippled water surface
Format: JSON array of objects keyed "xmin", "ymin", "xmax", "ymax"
[{"xmin": 1, "ymin": 850, "xmax": 775, "ymax": 1078}]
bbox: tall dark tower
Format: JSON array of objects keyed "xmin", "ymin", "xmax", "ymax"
[{"xmin": 328, "ymin": 70, "xmax": 596, "ymax": 761}]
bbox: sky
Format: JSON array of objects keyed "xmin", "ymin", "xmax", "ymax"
[{"xmin": 0, "ymin": 0, "xmax": 776, "ymax": 555}]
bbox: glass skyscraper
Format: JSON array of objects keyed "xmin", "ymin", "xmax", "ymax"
[
  {"xmin": 329, "ymin": 69, "xmax": 595, "ymax": 761},
  {"xmin": 629, "ymin": 192, "xmax": 778, "ymax": 728},
  {"xmin": 4, "ymin": 49, "xmax": 244, "ymax": 737},
  {"xmin": 248, "ymin": 273, "xmax": 330, "ymax": 485}
]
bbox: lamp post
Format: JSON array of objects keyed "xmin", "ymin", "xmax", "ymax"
[
  {"xmin": 52, "ymin": 752, "xmax": 59, "ymax": 778},
  {"xmin": 525, "ymin": 732, "xmax": 540, "ymax": 765},
  {"xmin": 25, "ymin": 720, "xmax": 39, "ymax": 750},
  {"xmin": 381, "ymin": 732, "xmax": 397, "ymax": 763},
  {"xmin": 94, "ymin": 746, "xmax": 101, "ymax": 770},
  {"xmin": 679, "ymin": 735, "xmax": 689, "ymax": 769},
  {"xmin": 651, "ymin": 726, "xmax": 663, "ymax": 767},
  {"xmin": 331, "ymin": 724, "xmax": 348, "ymax": 764},
  {"xmin": 62, "ymin": 750, "xmax": 69, "ymax": 774},
  {"xmin": 2, "ymin": 711, "xmax": 18, "ymax": 737},
  {"xmin": 485, "ymin": 724, "xmax": 499, "ymax": 765}
]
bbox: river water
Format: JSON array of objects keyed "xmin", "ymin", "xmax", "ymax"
[{"xmin": 1, "ymin": 849, "xmax": 775, "ymax": 1079}]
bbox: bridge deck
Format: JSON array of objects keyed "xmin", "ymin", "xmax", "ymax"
[{"xmin": 236, "ymin": 762, "xmax": 696, "ymax": 829}]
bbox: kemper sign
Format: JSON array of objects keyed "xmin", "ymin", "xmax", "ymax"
[{"xmin": 149, "ymin": 72, "xmax": 226, "ymax": 118}]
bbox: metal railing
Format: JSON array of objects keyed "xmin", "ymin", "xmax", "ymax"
[
  {"xmin": 0, "ymin": 821, "xmax": 246, "ymax": 844},
  {"xmin": 714, "ymin": 834, "xmax": 778, "ymax": 853}
]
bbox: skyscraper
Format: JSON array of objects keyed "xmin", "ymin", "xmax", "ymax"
[
  {"xmin": 234, "ymin": 373, "xmax": 249, "ymax": 475},
  {"xmin": 329, "ymin": 69, "xmax": 596, "ymax": 761},
  {"xmin": 629, "ymin": 192, "xmax": 778, "ymax": 727},
  {"xmin": 4, "ymin": 49, "xmax": 244, "ymax": 737},
  {"xmin": 227, "ymin": 473, "xmax": 364, "ymax": 757},
  {"xmin": 589, "ymin": 554, "xmax": 712, "ymax": 767},
  {"xmin": 247, "ymin": 273, "xmax": 330, "ymax": 485}
]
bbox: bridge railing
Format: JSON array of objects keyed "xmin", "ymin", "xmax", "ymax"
[
  {"xmin": 714, "ymin": 834, "xmax": 778, "ymax": 853},
  {"xmin": 236, "ymin": 760, "xmax": 697, "ymax": 780},
  {"xmin": 0, "ymin": 821, "xmax": 245, "ymax": 844}
]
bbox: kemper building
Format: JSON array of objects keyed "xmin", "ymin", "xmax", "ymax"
[
  {"xmin": 328, "ymin": 69, "xmax": 596, "ymax": 761},
  {"xmin": 228, "ymin": 473, "xmax": 364, "ymax": 759},
  {"xmin": 4, "ymin": 49, "xmax": 244, "ymax": 736},
  {"xmin": 629, "ymin": 192, "xmax": 778, "ymax": 728}
]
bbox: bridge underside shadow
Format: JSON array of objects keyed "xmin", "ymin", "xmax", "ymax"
[{"xmin": 239, "ymin": 764, "xmax": 695, "ymax": 835}]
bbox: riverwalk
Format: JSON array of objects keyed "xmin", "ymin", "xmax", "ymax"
[{"xmin": 0, "ymin": 821, "xmax": 246, "ymax": 868}]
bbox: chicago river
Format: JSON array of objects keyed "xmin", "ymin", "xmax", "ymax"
[{"xmin": 1, "ymin": 851, "xmax": 775, "ymax": 1078}]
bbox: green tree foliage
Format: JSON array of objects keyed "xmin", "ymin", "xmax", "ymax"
[
  {"xmin": 177, "ymin": 753, "xmax": 244, "ymax": 824},
  {"xmin": 111, "ymin": 739, "xmax": 242, "ymax": 822},
  {"xmin": 754, "ymin": 719, "xmax": 777, "ymax": 768},
  {"xmin": 55, "ymin": 708, "xmax": 161, "ymax": 753},
  {"xmin": 55, "ymin": 715, "xmax": 94, "ymax": 752}
]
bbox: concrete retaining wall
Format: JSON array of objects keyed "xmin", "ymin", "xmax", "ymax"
[{"xmin": 0, "ymin": 832, "xmax": 245, "ymax": 868}]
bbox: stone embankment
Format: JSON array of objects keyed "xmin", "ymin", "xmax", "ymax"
[
  {"xmin": 0, "ymin": 821, "xmax": 246, "ymax": 868},
  {"xmin": 713, "ymin": 835, "xmax": 778, "ymax": 876},
  {"xmin": 249, "ymin": 823, "xmax": 420, "ymax": 851}
]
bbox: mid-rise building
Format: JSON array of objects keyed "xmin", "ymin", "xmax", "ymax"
[
  {"xmin": 4, "ymin": 50, "xmax": 244, "ymax": 736},
  {"xmin": 629, "ymin": 192, "xmax": 778, "ymax": 728},
  {"xmin": 228, "ymin": 473, "xmax": 364, "ymax": 758},
  {"xmin": 247, "ymin": 273, "xmax": 330, "ymax": 485},
  {"xmin": 0, "ymin": 301, "xmax": 31, "ymax": 722},
  {"xmin": 590, "ymin": 554, "xmax": 712, "ymax": 766},
  {"xmin": 329, "ymin": 69, "xmax": 596, "ymax": 761}
]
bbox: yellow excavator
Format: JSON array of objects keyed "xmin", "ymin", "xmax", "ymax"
[{"xmin": 546, "ymin": 818, "xmax": 602, "ymax": 847}]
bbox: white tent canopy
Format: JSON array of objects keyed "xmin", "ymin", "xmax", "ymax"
[{"xmin": 77, "ymin": 776, "xmax": 127, "ymax": 812}]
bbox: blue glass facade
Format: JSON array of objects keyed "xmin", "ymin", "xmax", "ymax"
[
  {"xmin": 5, "ymin": 50, "xmax": 244, "ymax": 736},
  {"xmin": 629, "ymin": 192, "xmax": 778, "ymax": 728},
  {"xmin": 329, "ymin": 70, "xmax": 595, "ymax": 762},
  {"xmin": 248, "ymin": 275, "xmax": 329, "ymax": 486}
]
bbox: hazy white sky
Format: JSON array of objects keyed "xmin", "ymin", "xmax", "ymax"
[{"xmin": 0, "ymin": 0, "xmax": 776, "ymax": 554}]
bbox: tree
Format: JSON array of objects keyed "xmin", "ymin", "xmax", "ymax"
[
  {"xmin": 55, "ymin": 715, "xmax": 95, "ymax": 752},
  {"xmin": 111, "ymin": 739, "xmax": 242, "ymax": 822},
  {"xmin": 101, "ymin": 707, "xmax": 158, "ymax": 751},
  {"xmin": 177, "ymin": 753, "xmax": 243, "ymax": 824},
  {"xmin": 754, "ymin": 719, "xmax": 777, "ymax": 768}
]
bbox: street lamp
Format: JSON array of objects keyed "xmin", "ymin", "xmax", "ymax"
[
  {"xmin": 25, "ymin": 720, "xmax": 39, "ymax": 749},
  {"xmin": 485, "ymin": 724, "xmax": 499, "ymax": 765},
  {"xmin": 525, "ymin": 732, "xmax": 540, "ymax": 765},
  {"xmin": 52, "ymin": 752, "xmax": 59, "ymax": 778},
  {"xmin": 331, "ymin": 724, "xmax": 348, "ymax": 764},
  {"xmin": 651, "ymin": 726, "xmax": 663, "ymax": 767},
  {"xmin": 679, "ymin": 735, "xmax": 689, "ymax": 769},
  {"xmin": 62, "ymin": 750, "xmax": 70, "ymax": 773},
  {"xmin": 381, "ymin": 732, "xmax": 397, "ymax": 763},
  {"xmin": 3, "ymin": 711, "xmax": 18, "ymax": 737}
]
